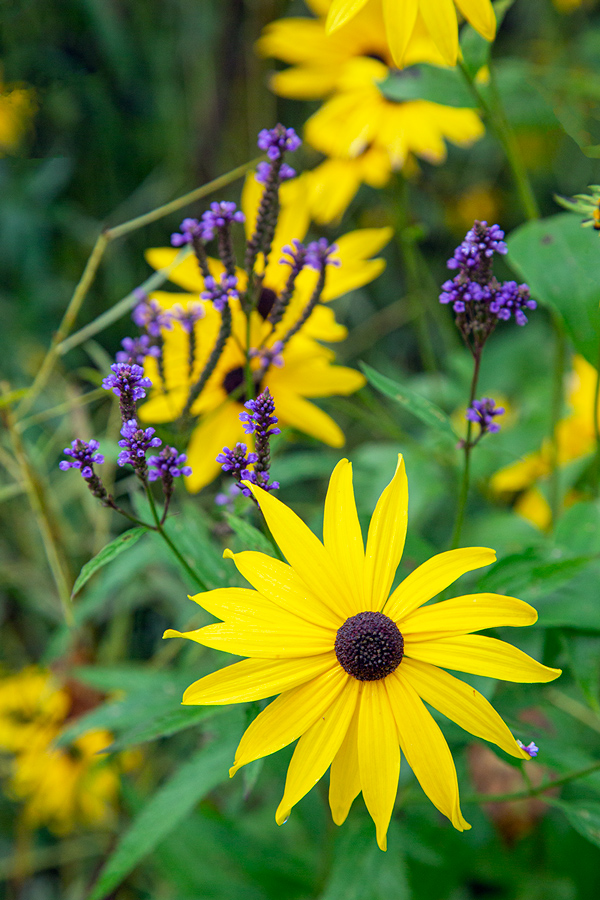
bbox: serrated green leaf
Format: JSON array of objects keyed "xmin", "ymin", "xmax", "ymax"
[
  {"xmin": 548, "ymin": 799, "xmax": 600, "ymax": 848},
  {"xmin": 360, "ymin": 363, "xmax": 456, "ymax": 439},
  {"xmin": 87, "ymin": 715, "xmax": 239, "ymax": 900},
  {"xmin": 507, "ymin": 215, "xmax": 600, "ymax": 367},
  {"xmin": 71, "ymin": 528, "xmax": 147, "ymax": 598}
]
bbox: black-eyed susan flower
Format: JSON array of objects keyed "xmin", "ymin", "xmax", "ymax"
[
  {"xmin": 166, "ymin": 456, "xmax": 561, "ymax": 850},
  {"xmin": 139, "ymin": 175, "xmax": 391, "ymax": 491},
  {"xmin": 324, "ymin": 0, "xmax": 496, "ymax": 67},
  {"xmin": 258, "ymin": 3, "xmax": 484, "ymax": 222},
  {"xmin": 0, "ymin": 74, "xmax": 35, "ymax": 155}
]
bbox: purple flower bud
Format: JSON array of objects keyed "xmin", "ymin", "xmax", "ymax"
[
  {"xmin": 59, "ymin": 439, "xmax": 104, "ymax": 478},
  {"xmin": 517, "ymin": 740, "xmax": 539, "ymax": 758},
  {"xmin": 116, "ymin": 335, "xmax": 160, "ymax": 365},
  {"xmin": 147, "ymin": 446, "xmax": 192, "ymax": 481},
  {"xmin": 466, "ymin": 398, "xmax": 505, "ymax": 435},
  {"xmin": 239, "ymin": 388, "xmax": 281, "ymax": 438},
  {"xmin": 305, "ymin": 238, "xmax": 341, "ymax": 271},
  {"xmin": 171, "ymin": 302, "xmax": 205, "ymax": 333},
  {"xmin": 117, "ymin": 420, "xmax": 162, "ymax": 469},
  {"xmin": 199, "ymin": 201, "xmax": 245, "ymax": 242},
  {"xmin": 132, "ymin": 298, "xmax": 173, "ymax": 337},
  {"xmin": 257, "ymin": 125, "xmax": 301, "ymax": 160},
  {"xmin": 102, "ymin": 363, "xmax": 152, "ymax": 402},
  {"xmin": 201, "ymin": 273, "xmax": 239, "ymax": 312},
  {"xmin": 171, "ymin": 217, "xmax": 204, "ymax": 247}
]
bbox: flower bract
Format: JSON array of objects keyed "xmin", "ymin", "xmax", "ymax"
[{"xmin": 166, "ymin": 456, "xmax": 560, "ymax": 849}]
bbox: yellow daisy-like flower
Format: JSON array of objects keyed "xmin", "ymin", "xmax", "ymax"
[
  {"xmin": 166, "ymin": 456, "xmax": 560, "ymax": 850},
  {"xmin": 0, "ymin": 667, "xmax": 69, "ymax": 754},
  {"xmin": 0, "ymin": 74, "xmax": 35, "ymax": 155},
  {"xmin": 258, "ymin": 4, "xmax": 484, "ymax": 222},
  {"xmin": 324, "ymin": 0, "xmax": 496, "ymax": 67},
  {"xmin": 491, "ymin": 354, "xmax": 598, "ymax": 530},
  {"xmin": 140, "ymin": 176, "xmax": 391, "ymax": 491}
]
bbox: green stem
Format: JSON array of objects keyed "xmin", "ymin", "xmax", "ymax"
[
  {"xmin": 462, "ymin": 760, "xmax": 600, "ymax": 805},
  {"xmin": 548, "ymin": 311, "xmax": 567, "ymax": 527},
  {"xmin": 450, "ymin": 351, "xmax": 482, "ymax": 549},
  {"xmin": 144, "ymin": 483, "xmax": 207, "ymax": 590},
  {"xmin": 459, "ymin": 61, "xmax": 539, "ymax": 222},
  {"xmin": 244, "ymin": 312, "xmax": 256, "ymax": 402}
]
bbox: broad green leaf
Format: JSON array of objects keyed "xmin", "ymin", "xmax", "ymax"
[
  {"xmin": 548, "ymin": 799, "xmax": 600, "ymax": 848},
  {"xmin": 360, "ymin": 363, "xmax": 456, "ymax": 439},
  {"xmin": 461, "ymin": 0, "xmax": 517, "ymax": 76},
  {"xmin": 379, "ymin": 65, "xmax": 475, "ymax": 108},
  {"xmin": 87, "ymin": 714, "xmax": 240, "ymax": 900},
  {"xmin": 320, "ymin": 820, "xmax": 410, "ymax": 900},
  {"xmin": 108, "ymin": 704, "xmax": 220, "ymax": 752},
  {"xmin": 507, "ymin": 214, "xmax": 600, "ymax": 366},
  {"xmin": 224, "ymin": 513, "xmax": 277, "ymax": 556},
  {"xmin": 71, "ymin": 528, "xmax": 147, "ymax": 598}
]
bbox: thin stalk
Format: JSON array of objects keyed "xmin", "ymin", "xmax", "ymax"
[
  {"xmin": 244, "ymin": 312, "xmax": 256, "ymax": 402},
  {"xmin": 450, "ymin": 352, "xmax": 482, "ymax": 549},
  {"xmin": 548, "ymin": 311, "xmax": 567, "ymax": 527},
  {"xmin": 462, "ymin": 760, "xmax": 600, "ymax": 805},
  {"xmin": 144, "ymin": 482, "xmax": 207, "ymax": 590},
  {"xmin": 17, "ymin": 388, "xmax": 106, "ymax": 432},
  {"xmin": 458, "ymin": 61, "xmax": 539, "ymax": 222}
]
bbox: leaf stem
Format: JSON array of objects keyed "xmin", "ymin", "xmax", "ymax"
[
  {"xmin": 143, "ymin": 482, "xmax": 207, "ymax": 590},
  {"xmin": 450, "ymin": 351, "xmax": 482, "ymax": 549}
]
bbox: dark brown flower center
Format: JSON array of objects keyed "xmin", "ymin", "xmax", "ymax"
[
  {"xmin": 335, "ymin": 611, "xmax": 404, "ymax": 681},
  {"xmin": 222, "ymin": 366, "xmax": 262, "ymax": 405}
]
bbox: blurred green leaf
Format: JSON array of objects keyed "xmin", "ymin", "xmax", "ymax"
[
  {"xmin": 224, "ymin": 513, "xmax": 276, "ymax": 556},
  {"xmin": 360, "ymin": 363, "xmax": 456, "ymax": 439},
  {"xmin": 87, "ymin": 716, "xmax": 239, "ymax": 900},
  {"xmin": 507, "ymin": 215, "xmax": 600, "ymax": 367},
  {"xmin": 320, "ymin": 820, "xmax": 410, "ymax": 900},
  {"xmin": 549, "ymin": 799, "xmax": 600, "ymax": 848},
  {"xmin": 71, "ymin": 528, "xmax": 147, "ymax": 598},
  {"xmin": 461, "ymin": 0, "xmax": 517, "ymax": 76},
  {"xmin": 379, "ymin": 66, "xmax": 476, "ymax": 108}
]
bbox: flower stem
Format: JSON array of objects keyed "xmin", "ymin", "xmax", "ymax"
[
  {"xmin": 450, "ymin": 351, "xmax": 482, "ymax": 549},
  {"xmin": 462, "ymin": 760, "xmax": 600, "ymax": 805},
  {"xmin": 144, "ymin": 482, "xmax": 207, "ymax": 590},
  {"xmin": 458, "ymin": 61, "xmax": 539, "ymax": 222},
  {"xmin": 548, "ymin": 311, "xmax": 566, "ymax": 527}
]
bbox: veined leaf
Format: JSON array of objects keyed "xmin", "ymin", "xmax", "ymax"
[
  {"xmin": 361, "ymin": 363, "xmax": 456, "ymax": 439},
  {"xmin": 71, "ymin": 528, "xmax": 147, "ymax": 598}
]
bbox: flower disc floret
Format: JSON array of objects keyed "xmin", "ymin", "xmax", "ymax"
[{"xmin": 335, "ymin": 611, "xmax": 404, "ymax": 681}]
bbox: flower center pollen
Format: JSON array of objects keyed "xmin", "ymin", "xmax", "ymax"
[{"xmin": 335, "ymin": 611, "xmax": 404, "ymax": 681}]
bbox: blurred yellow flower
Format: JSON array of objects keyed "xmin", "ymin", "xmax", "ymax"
[
  {"xmin": 140, "ymin": 175, "xmax": 391, "ymax": 491},
  {"xmin": 324, "ymin": 0, "xmax": 496, "ymax": 67},
  {"xmin": 0, "ymin": 74, "xmax": 35, "ymax": 154},
  {"xmin": 259, "ymin": 3, "xmax": 484, "ymax": 222},
  {"xmin": 491, "ymin": 354, "xmax": 598, "ymax": 529},
  {"xmin": 0, "ymin": 668, "xmax": 129, "ymax": 835},
  {"xmin": 167, "ymin": 457, "xmax": 559, "ymax": 849}
]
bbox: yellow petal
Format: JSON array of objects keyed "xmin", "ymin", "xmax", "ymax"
[
  {"xmin": 187, "ymin": 586, "xmax": 289, "ymax": 622},
  {"xmin": 223, "ymin": 549, "xmax": 341, "ymax": 629},
  {"xmin": 401, "ymin": 593, "xmax": 538, "ymax": 641},
  {"xmin": 167, "ymin": 616, "xmax": 334, "ymax": 658},
  {"xmin": 276, "ymin": 677, "xmax": 360, "ymax": 824},
  {"xmin": 363, "ymin": 454, "xmax": 408, "ymax": 611},
  {"xmin": 184, "ymin": 403, "xmax": 243, "ymax": 493},
  {"xmin": 244, "ymin": 482, "xmax": 355, "ymax": 620},
  {"xmin": 358, "ymin": 681, "xmax": 400, "ymax": 851},
  {"xmin": 329, "ymin": 701, "xmax": 362, "ymax": 825},
  {"xmin": 269, "ymin": 66, "xmax": 339, "ymax": 100},
  {"xmin": 418, "ymin": 0, "xmax": 459, "ymax": 65},
  {"xmin": 382, "ymin": 0, "xmax": 419, "ymax": 67},
  {"xmin": 182, "ymin": 654, "xmax": 336, "ymax": 705},
  {"xmin": 323, "ymin": 460, "xmax": 366, "ymax": 614},
  {"xmin": 400, "ymin": 658, "xmax": 531, "ymax": 759},
  {"xmin": 326, "ymin": 0, "xmax": 370, "ymax": 33},
  {"xmin": 405, "ymin": 634, "xmax": 562, "ymax": 683},
  {"xmin": 384, "ymin": 547, "xmax": 496, "ymax": 623},
  {"xmin": 386, "ymin": 672, "xmax": 470, "ymax": 831},
  {"xmin": 275, "ymin": 389, "xmax": 347, "ymax": 447},
  {"xmin": 230, "ymin": 665, "xmax": 348, "ymax": 774},
  {"xmin": 321, "ymin": 259, "xmax": 387, "ymax": 303},
  {"xmin": 455, "ymin": 0, "xmax": 496, "ymax": 40}
]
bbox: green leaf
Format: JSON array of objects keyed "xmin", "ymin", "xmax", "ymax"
[
  {"xmin": 360, "ymin": 363, "xmax": 456, "ymax": 439},
  {"xmin": 108, "ymin": 704, "xmax": 220, "ymax": 752},
  {"xmin": 71, "ymin": 528, "xmax": 147, "ymax": 598},
  {"xmin": 87, "ymin": 715, "xmax": 239, "ymax": 900},
  {"xmin": 379, "ymin": 65, "xmax": 476, "ymax": 108},
  {"xmin": 507, "ymin": 214, "xmax": 600, "ymax": 367},
  {"xmin": 548, "ymin": 799, "xmax": 600, "ymax": 848},
  {"xmin": 224, "ymin": 513, "xmax": 276, "ymax": 556},
  {"xmin": 320, "ymin": 820, "xmax": 410, "ymax": 900},
  {"xmin": 461, "ymin": 0, "xmax": 517, "ymax": 76}
]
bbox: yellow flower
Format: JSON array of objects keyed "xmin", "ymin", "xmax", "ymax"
[
  {"xmin": 0, "ymin": 74, "xmax": 35, "ymax": 154},
  {"xmin": 166, "ymin": 457, "xmax": 560, "ymax": 850},
  {"xmin": 324, "ymin": 0, "xmax": 496, "ymax": 67},
  {"xmin": 258, "ymin": 5, "xmax": 484, "ymax": 222},
  {"xmin": 491, "ymin": 355, "xmax": 598, "ymax": 530},
  {"xmin": 0, "ymin": 667, "xmax": 68, "ymax": 754},
  {"xmin": 140, "ymin": 175, "xmax": 391, "ymax": 491}
]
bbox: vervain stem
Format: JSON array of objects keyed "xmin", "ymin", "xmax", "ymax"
[
  {"xmin": 144, "ymin": 482, "xmax": 206, "ymax": 590},
  {"xmin": 548, "ymin": 311, "xmax": 566, "ymax": 527},
  {"xmin": 450, "ymin": 351, "xmax": 482, "ymax": 549}
]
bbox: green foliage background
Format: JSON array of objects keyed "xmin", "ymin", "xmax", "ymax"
[{"xmin": 2, "ymin": 1, "xmax": 600, "ymax": 898}]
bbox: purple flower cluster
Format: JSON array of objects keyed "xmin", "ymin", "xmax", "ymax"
[
  {"xmin": 249, "ymin": 341, "xmax": 284, "ymax": 370},
  {"xmin": 132, "ymin": 298, "xmax": 173, "ymax": 337},
  {"xmin": 257, "ymin": 125, "xmax": 301, "ymax": 160},
  {"xmin": 116, "ymin": 335, "xmax": 160, "ymax": 365},
  {"xmin": 216, "ymin": 443, "xmax": 258, "ymax": 484},
  {"xmin": 490, "ymin": 280, "xmax": 537, "ymax": 326},
  {"xmin": 447, "ymin": 221, "xmax": 507, "ymax": 272},
  {"xmin": 305, "ymin": 238, "xmax": 341, "ymax": 272},
  {"xmin": 117, "ymin": 420, "xmax": 161, "ymax": 470},
  {"xmin": 102, "ymin": 363, "xmax": 152, "ymax": 402},
  {"xmin": 466, "ymin": 398, "xmax": 505, "ymax": 435},
  {"xmin": 171, "ymin": 217, "xmax": 205, "ymax": 248},
  {"xmin": 59, "ymin": 439, "xmax": 104, "ymax": 479},
  {"xmin": 517, "ymin": 740, "xmax": 539, "ymax": 758},
  {"xmin": 256, "ymin": 161, "xmax": 296, "ymax": 185},
  {"xmin": 200, "ymin": 202, "xmax": 245, "ymax": 242},
  {"xmin": 148, "ymin": 446, "xmax": 192, "ymax": 482},
  {"xmin": 280, "ymin": 239, "xmax": 307, "ymax": 273},
  {"xmin": 171, "ymin": 302, "xmax": 205, "ymax": 333},
  {"xmin": 239, "ymin": 390, "xmax": 281, "ymax": 438},
  {"xmin": 201, "ymin": 273, "xmax": 239, "ymax": 311}
]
